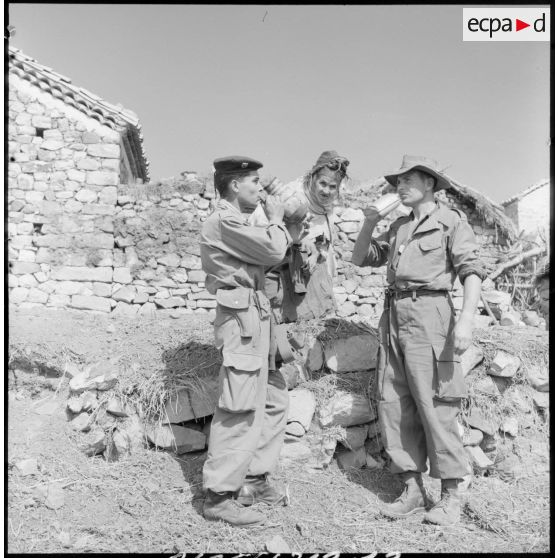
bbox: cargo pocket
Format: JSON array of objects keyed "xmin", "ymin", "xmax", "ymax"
[
  {"xmin": 433, "ymin": 344, "xmax": 467, "ymax": 402},
  {"xmin": 218, "ymin": 358, "xmax": 260, "ymax": 413},
  {"xmin": 215, "ymin": 287, "xmax": 256, "ymax": 338}
]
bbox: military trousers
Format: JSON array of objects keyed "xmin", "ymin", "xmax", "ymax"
[
  {"xmin": 203, "ymin": 290, "xmax": 289, "ymax": 493},
  {"xmin": 375, "ymin": 292, "xmax": 469, "ymax": 479}
]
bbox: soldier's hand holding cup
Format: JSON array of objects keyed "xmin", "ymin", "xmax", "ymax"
[{"xmin": 364, "ymin": 193, "xmax": 402, "ymax": 223}]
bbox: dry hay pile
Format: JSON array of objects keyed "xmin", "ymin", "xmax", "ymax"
[{"xmin": 108, "ymin": 320, "xmax": 219, "ymax": 425}]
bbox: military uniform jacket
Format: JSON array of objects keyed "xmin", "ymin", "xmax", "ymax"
[
  {"xmin": 362, "ymin": 202, "xmax": 485, "ymax": 290},
  {"xmin": 201, "ymin": 200, "xmax": 292, "ymax": 294},
  {"xmin": 200, "ymin": 199, "xmax": 291, "ymax": 372}
]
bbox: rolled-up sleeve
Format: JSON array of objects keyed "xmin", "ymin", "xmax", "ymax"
[
  {"xmin": 361, "ymin": 238, "xmax": 390, "ymax": 267},
  {"xmin": 449, "ymin": 218, "xmax": 486, "ymax": 282},
  {"xmin": 356, "ymin": 228, "xmax": 390, "ymax": 268},
  {"xmin": 219, "ymin": 215, "xmax": 292, "ymax": 266}
]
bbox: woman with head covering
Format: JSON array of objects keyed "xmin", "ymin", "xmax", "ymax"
[{"xmin": 278, "ymin": 150, "xmax": 350, "ymax": 322}]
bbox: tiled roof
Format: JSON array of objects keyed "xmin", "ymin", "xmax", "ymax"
[
  {"xmin": 501, "ymin": 179, "xmax": 549, "ymax": 206},
  {"xmin": 8, "ymin": 45, "xmax": 149, "ymax": 181}
]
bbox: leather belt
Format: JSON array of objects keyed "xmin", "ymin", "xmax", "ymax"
[{"xmin": 386, "ymin": 289, "xmax": 448, "ymax": 301}]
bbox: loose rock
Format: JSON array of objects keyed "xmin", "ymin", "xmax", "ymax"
[
  {"xmin": 466, "ymin": 445, "xmax": 493, "ymax": 471},
  {"xmin": 532, "ymin": 391, "xmax": 549, "ymax": 410},
  {"xmin": 525, "ymin": 365, "xmax": 549, "ymax": 392},
  {"xmin": 146, "ymin": 424, "xmax": 206, "ymax": 454},
  {"xmin": 365, "ymin": 454, "xmax": 384, "ymax": 470},
  {"xmin": 280, "ymin": 439, "xmax": 313, "ymax": 462},
  {"xmin": 488, "ymin": 351, "xmax": 521, "ymax": 378},
  {"xmin": 462, "ymin": 428, "xmax": 484, "ymax": 446},
  {"xmin": 336, "ymin": 446, "xmax": 367, "ymax": 470},
  {"xmin": 71, "ymin": 412, "xmax": 91, "ymax": 432},
  {"xmin": 323, "ymin": 334, "xmax": 379, "ymax": 373},
  {"xmin": 463, "ymin": 408, "xmax": 496, "ymax": 436},
  {"xmin": 500, "ymin": 310, "xmax": 522, "ymax": 327},
  {"xmin": 106, "ymin": 396, "xmax": 132, "ymax": 417},
  {"xmin": 163, "ymin": 377, "xmax": 219, "ymax": 423},
  {"xmin": 319, "ymin": 391, "xmax": 375, "ymax": 428},
  {"xmin": 475, "ymin": 376, "xmax": 500, "ymax": 397},
  {"xmin": 460, "ymin": 344, "xmax": 484, "ymax": 377},
  {"xmin": 80, "ymin": 428, "xmax": 106, "ymax": 457},
  {"xmin": 265, "ymin": 535, "xmax": 290, "ymax": 553},
  {"xmin": 287, "ymin": 388, "xmax": 316, "ymax": 431},
  {"xmin": 500, "ymin": 417, "xmax": 519, "ymax": 437},
  {"xmin": 340, "ymin": 425, "xmax": 368, "ymax": 451}
]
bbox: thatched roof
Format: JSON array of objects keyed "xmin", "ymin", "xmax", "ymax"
[
  {"xmin": 444, "ymin": 177, "xmax": 518, "ymax": 242},
  {"xmin": 501, "ymin": 179, "xmax": 549, "ymax": 206}
]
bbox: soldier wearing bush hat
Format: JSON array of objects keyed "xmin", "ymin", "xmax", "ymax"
[
  {"xmin": 352, "ymin": 155, "xmax": 485, "ymax": 526},
  {"xmin": 200, "ymin": 156, "xmax": 292, "ymax": 528}
]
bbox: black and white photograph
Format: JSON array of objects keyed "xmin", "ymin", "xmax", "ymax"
[{"xmin": 5, "ymin": 3, "xmax": 551, "ymax": 554}]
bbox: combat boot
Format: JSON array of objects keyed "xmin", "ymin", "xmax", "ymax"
[
  {"xmin": 381, "ymin": 472, "xmax": 431, "ymax": 519},
  {"xmin": 424, "ymin": 478, "xmax": 461, "ymax": 526},
  {"xmin": 236, "ymin": 474, "xmax": 287, "ymax": 507},
  {"xmin": 203, "ymin": 489, "xmax": 266, "ymax": 527}
]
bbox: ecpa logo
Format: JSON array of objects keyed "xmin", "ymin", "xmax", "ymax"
[{"xmin": 463, "ymin": 8, "xmax": 550, "ymax": 41}]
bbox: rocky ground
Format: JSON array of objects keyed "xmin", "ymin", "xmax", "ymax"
[{"xmin": 6, "ymin": 307, "xmax": 550, "ymax": 553}]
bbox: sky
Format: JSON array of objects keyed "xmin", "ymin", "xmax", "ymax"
[{"xmin": 7, "ymin": 4, "xmax": 551, "ymax": 203}]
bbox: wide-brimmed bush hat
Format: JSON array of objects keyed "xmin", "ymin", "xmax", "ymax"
[{"xmin": 384, "ymin": 155, "xmax": 451, "ymax": 192}]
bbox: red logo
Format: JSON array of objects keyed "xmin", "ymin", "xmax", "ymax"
[{"xmin": 516, "ymin": 19, "xmax": 530, "ymax": 31}]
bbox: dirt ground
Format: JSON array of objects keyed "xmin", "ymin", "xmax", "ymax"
[{"xmin": 6, "ymin": 307, "xmax": 550, "ymax": 553}]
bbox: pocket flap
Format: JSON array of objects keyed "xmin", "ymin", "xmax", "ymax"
[
  {"xmin": 419, "ymin": 231, "xmax": 442, "ymax": 252},
  {"xmin": 223, "ymin": 351, "xmax": 262, "ymax": 372},
  {"xmin": 216, "ymin": 287, "xmax": 251, "ymax": 310}
]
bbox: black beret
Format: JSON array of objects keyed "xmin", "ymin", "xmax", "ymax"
[{"xmin": 213, "ymin": 156, "xmax": 263, "ymax": 174}]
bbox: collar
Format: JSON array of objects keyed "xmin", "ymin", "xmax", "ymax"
[
  {"xmin": 217, "ymin": 199, "xmax": 243, "ymax": 216},
  {"xmin": 410, "ymin": 201, "xmax": 447, "ymax": 236}
]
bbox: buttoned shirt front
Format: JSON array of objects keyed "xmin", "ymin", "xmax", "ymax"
[
  {"xmin": 362, "ymin": 202, "xmax": 485, "ymax": 290},
  {"xmin": 201, "ymin": 200, "xmax": 292, "ymax": 294}
]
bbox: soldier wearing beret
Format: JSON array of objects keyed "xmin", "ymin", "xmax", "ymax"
[
  {"xmin": 200, "ymin": 156, "xmax": 292, "ymax": 527},
  {"xmin": 352, "ymin": 155, "xmax": 485, "ymax": 526}
]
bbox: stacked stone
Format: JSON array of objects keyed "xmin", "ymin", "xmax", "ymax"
[
  {"xmin": 8, "ymin": 74, "xmax": 121, "ymax": 314},
  {"xmin": 109, "ymin": 188, "xmax": 216, "ymax": 318},
  {"xmin": 332, "ymin": 206, "xmax": 390, "ymax": 322}
]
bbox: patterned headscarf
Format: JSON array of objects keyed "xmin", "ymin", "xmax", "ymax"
[{"xmin": 302, "ymin": 151, "xmax": 349, "ymax": 215}]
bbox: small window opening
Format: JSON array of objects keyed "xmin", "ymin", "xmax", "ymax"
[
  {"xmin": 33, "ymin": 223, "xmax": 43, "ymax": 234},
  {"xmin": 35, "ymin": 128, "xmax": 46, "ymax": 138}
]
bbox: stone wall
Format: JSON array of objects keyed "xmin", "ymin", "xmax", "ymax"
[
  {"xmin": 8, "ymin": 73, "xmax": 127, "ymax": 313},
  {"xmin": 9, "ymin": 175, "xmax": 511, "ymax": 321}
]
